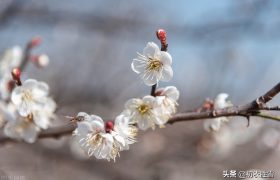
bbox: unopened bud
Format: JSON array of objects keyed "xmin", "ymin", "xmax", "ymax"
[
  {"xmin": 11, "ymin": 68, "xmax": 21, "ymax": 80},
  {"xmin": 156, "ymin": 29, "xmax": 167, "ymax": 42},
  {"xmin": 105, "ymin": 121, "xmax": 114, "ymax": 133},
  {"xmin": 30, "ymin": 36, "xmax": 42, "ymax": 47},
  {"xmin": 37, "ymin": 54, "xmax": 49, "ymax": 67},
  {"xmin": 11, "ymin": 68, "xmax": 22, "ymax": 86}
]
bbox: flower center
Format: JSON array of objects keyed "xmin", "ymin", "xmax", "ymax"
[
  {"xmin": 137, "ymin": 104, "xmax": 150, "ymax": 115},
  {"xmin": 89, "ymin": 133, "xmax": 103, "ymax": 146},
  {"xmin": 22, "ymin": 90, "xmax": 33, "ymax": 102},
  {"xmin": 147, "ymin": 58, "xmax": 162, "ymax": 71}
]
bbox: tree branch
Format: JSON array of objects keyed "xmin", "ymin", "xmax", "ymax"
[{"xmin": 0, "ymin": 82, "xmax": 279, "ymax": 144}]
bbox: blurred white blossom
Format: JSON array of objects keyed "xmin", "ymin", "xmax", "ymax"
[
  {"xmin": 2, "ymin": 79, "xmax": 56, "ymax": 143},
  {"xmin": 0, "ymin": 46, "xmax": 23, "ymax": 77},
  {"xmin": 11, "ymin": 79, "xmax": 52, "ymax": 117},
  {"xmin": 204, "ymin": 93, "xmax": 232, "ymax": 132},
  {"xmin": 131, "ymin": 42, "xmax": 173, "ymax": 86},
  {"xmin": 4, "ymin": 114, "xmax": 40, "ymax": 143}
]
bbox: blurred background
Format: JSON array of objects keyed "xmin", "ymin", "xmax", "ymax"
[{"xmin": 0, "ymin": 0, "xmax": 280, "ymax": 179}]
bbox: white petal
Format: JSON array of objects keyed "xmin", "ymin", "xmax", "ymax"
[
  {"xmin": 33, "ymin": 112, "xmax": 50, "ymax": 129},
  {"xmin": 142, "ymin": 95, "xmax": 155, "ymax": 105},
  {"xmin": 18, "ymin": 102, "xmax": 31, "ymax": 117},
  {"xmin": 137, "ymin": 118, "xmax": 150, "ymax": 130},
  {"xmin": 31, "ymin": 81, "xmax": 49, "ymax": 99},
  {"xmin": 125, "ymin": 98, "xmax": 141, "ymax": 109},
  {"xmin": 164, "ymin": 86, "xmax": 179, "ymax": 101},
  {"xmin": 11, "ymin": 86, "xmax": 24, "ymax": 105},
  {"xmin": 159, "ymin": 51, "xmax": 172, "ymax": 65},
  {"xmin": 160, "ymin": 65, "xmax": 173, "ymax": 82},
  {"xmin": 143, "ymin": 42, "xmax": 160, "ymax": 58},
  {"xmin": 142, "ymin": 70, "xmax": 159, "ymax": 86},
  {"xmin": 22, "ymin": 124, "xmax": 39, "ymax": 143},
  {"xmin": 76, "ymin": 121, "xmax": 94, "ymax": 136},
  {"xmin": 131, "ymin": 59, "xmax": 146, "ymax": 74}
]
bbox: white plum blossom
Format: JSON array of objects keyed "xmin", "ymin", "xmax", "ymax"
[
  {"xmin": 2, "ymin": 79, "xmax": 56, "ymax": 143},
  {"xmin": 155, "ymin": 86, "xmax": 179, "ymax": 116},
  {"xmin": 123, "ymin": 95, "xmax": 167, "ymax": 130},
  {"xmin": 131, "ymin": 42, "xmax": 173, "ymax": 86},
  {"xmin": 4, "ymin": 114, "xmax": 40, "ymax": 143},
  {"xmin": 0, "ymin": 46, "xmax": 23, "ymax": 77},
  {"xmin": 73, "ymin": 112, "xmax": 137, "ymax": 161},
  {"xmin": 204, "ymin": 93, "xmax": 232, "ymax": 132},
  {"xmin": 3, "ymin": 98, "xmax": 56, "ymax": 143},
  {"xmin": 114, "ymin": 112, "xmax": 138, "ymax": 149},
  {"xmin": 11, "ymin": 79, "xmax": 51, "ymax": 117}
]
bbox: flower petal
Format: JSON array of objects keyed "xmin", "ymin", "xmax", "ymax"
[
  {"xmin": 159, "ymin": 51, "xmax": 172, "ymax": 65},
  {"xmin": 137, "ymin": 118, "xmax": 150, "ymax": 130},
  {"xmin": 161, "ymin": 65, "xmax": 173, "ymax": 82},
  {"xmin": 143, "ymin": 42, "xmax": 160, "ymax": 58},
  {"xmin": 131, "ymin": 58, "xmax": 146, "ymax": 74},
  {"xmin": 164, "ymin": 86, "xmax": 179, "ymax": 101}
]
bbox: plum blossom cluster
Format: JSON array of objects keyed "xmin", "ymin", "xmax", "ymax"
[
  {"xmin": 0, "ymin": 38, "xmax": 55, "ymax": 143},
  {"xmin": 72, "ymin": 29, "xmax": 180, "ymax": 161}
]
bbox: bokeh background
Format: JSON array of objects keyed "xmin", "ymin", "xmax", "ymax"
[{"xmin": 0, "ymin": 0, "xmax": 280, "ymax": 179}]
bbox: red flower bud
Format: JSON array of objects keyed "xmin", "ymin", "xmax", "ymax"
[
  {"xmin": 105, "ymin": 120, "xmax": 114, "ymax": 133},
  {"xmin": 156, "ymin": 29, "xmax": 167, "ymax": 42},
  {"xmin": 11, "ymin": 68, "xmax": 21, "ymax": 80},
  {"xmin": 30, "ymin": 36, "xmax": 42, "ymax": 47},
  {"xmin": 11, "ymin": 68, "xmax": 22, "ymax": 86}
]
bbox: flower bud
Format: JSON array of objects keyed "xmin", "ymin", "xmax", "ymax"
[
  {"xmin": 11, "ymin": 68, "xmax": 21, "ymax": 80},
  {"xmin": 105, "ymin": 121, "xmax": 114, "ymax": 133},
  {"xmin": 37, "ymin": 54, "xmax": 49, "ymax": 67},
  {"xmin": 11, "ymin": 68, "xmax": 22, "ymax": 86},
  {"xmin": 156, "ymin": 29, "xmax": 167, "ymax": 42},
  {"xmin": 30, "ymin": 36, "xmax": 42, "ymax": 47}
]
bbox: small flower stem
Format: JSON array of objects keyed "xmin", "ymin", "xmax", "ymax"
[
  {"xmin": 150, "ymin": 29, "xmax": 168, "ymax": 96},
  {"xmin": 150, "ymin": 84, "xmax": 157, "ymax": 96},
  {"xmin": 19, "ymin": 42, "xmax": 33, "ymax": 71}
]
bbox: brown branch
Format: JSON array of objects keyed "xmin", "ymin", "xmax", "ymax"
[{"xmin": 0, "ymin": 82, "xmax": 279, "ymax": 144}]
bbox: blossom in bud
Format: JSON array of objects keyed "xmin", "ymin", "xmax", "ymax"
[
  {"xmin": 156, "ymin": 29, "xmax": 167, "ymax": 43},
  {"xmin": 131, "ymin": 42, "xmax": 173, "ymax": 86},
  {"xmin": 204, "ymin": 93, "xmax": 232, "ymax": 132},
  {"xmin": 37, "ymin": 54, "xmax": 49, "ymax": 67},
  {"xmin": 31, "ymin": 54, "xmax": 49, "ymax": 67},
  {"xmin": 11, "ymin": 68, "xmax": 21, "ymax": 80},
  {"xmin": 105, "ymin": 121, "xmax": 114, "ymax": 133},
  {"xmin": 30, "ymin": 36, "xmax": 42, "ymax": 47}
]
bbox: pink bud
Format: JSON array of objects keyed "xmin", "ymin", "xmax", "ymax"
[
  {"xmin": 30, "ymin": 36, "xmax": 42, "ymax": 47},
  {"xmin": 11, "ymin": 68, "xmax": 21, "ymax": 80},
  {"xmin": 156, "ymin": 29, "xmax": 167, "ymax": 42}
]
